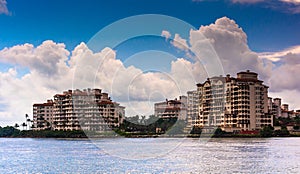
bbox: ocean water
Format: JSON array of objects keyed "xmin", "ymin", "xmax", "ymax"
[{"xmin": 0, "ymin": 137, "xmax": 300, "ymax": 173}]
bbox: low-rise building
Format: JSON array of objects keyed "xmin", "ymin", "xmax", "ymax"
[{"xmin": 154, "ymin": 96, "xmax": 187, "ymax": 120}]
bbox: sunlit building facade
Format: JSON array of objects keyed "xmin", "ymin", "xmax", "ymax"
[
  {"xmin": 194, "ymin": 70, "xmax": 273, "ymax": 132},
  {"xmin": 33, "ymin": 89, "xmax": 125, "ymax": 131},
  {"xmin": 33, "ymin": 100, "xmax": 54, "ymax": 130},
  {"xmin": 187, "ymin": 90, "xmax": 199, "ymax": 126}
]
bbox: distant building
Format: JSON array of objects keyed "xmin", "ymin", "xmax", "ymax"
[
  {"xmin": 154, "ymin": 96, "xmax": 187, "ymax": 120},
  {"xmin": 282, "ymin": 104, "xmax": 289, "ymax": 111},
  {"xmin": 268, "ymin": 98, "xmax": 299, "ymax": 118},
  {"xmin": 295, "ymin": 110, "xmax": 300, "ymax": 117},
  {"xmin": 33, "ymin": 88, "xmax": 125, "ymax": 131},
  {"xmin": 273, "ymin": 98, "xmax": 282, "ymax": 118},
  {"xmin": 281, "ymin": 110, "xmax": 294, "ymax": 118},
  {"xmin": 193, "ymin": 70, "xmax": 273, "ymax": 132}
]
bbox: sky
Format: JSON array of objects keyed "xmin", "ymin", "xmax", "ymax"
[{"xmin": 0, "ymin": 0, "xmax": 300, "ymax": 126}]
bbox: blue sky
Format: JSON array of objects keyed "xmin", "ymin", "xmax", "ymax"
[
  {"xmin": 0, "ymin": 0, "xmax": 300, "ymax": 52},
  {"xmin": 1, "ymin": 0, "xmax": 300, "ymax": 126}
]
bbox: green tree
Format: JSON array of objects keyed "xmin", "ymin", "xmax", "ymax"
[
  {"xmin": 190, "ymin": 126, "xmax": 202, "ymax": 134},
  {"xmin": 293, "ymin": 125, "xmax": 299, "ymax": 130},
  {"xmin": 0, "ymin": 126, "xmax": 20, "ymax": 137},
  {"xmin": 145, "ymin": 115, "xmax": 159, "ymax": 125},
  {"xmin": 260, "ymin": 125, "xmax": 274, "ymax": 137},
  {"xmin": 274, "ymin": 126, "xmax": 290, "ymax": 136}
]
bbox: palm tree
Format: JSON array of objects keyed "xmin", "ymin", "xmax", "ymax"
[
  {"xmin": 14, "ymin": 123, "xmax": 19, "ymax": 129},
  {"xmin": 22, "ymin": 122, "xmax": 27, "ymax": 131},
  {"xmin": 140, "ymin": 115, "xmax": 146, "ymax": 125},
  {"xmin": 25, "ymin": 114, "xmax": 29, "ymax": 128}
]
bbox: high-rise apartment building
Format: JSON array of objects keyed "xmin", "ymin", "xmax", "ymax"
[
  {"xmin": 33, "ymin": 88, "xmax": 125, "ymax": 131},
  {"xmin": 194, "ymin": 70, "xmax": 273, "ymax": 132}
]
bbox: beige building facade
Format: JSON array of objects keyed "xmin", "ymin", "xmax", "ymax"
[
  {"xmin": 33, "ymin": 100, "xmax": 54, "ymax": 130},
  {"xmin": 33, "ymin": 88, "xmax": 125, "ymax": 131},
  {"xmin": 154, "ymin": 96, "xmax": 187, "ymax": 120},
  {"xmin": 193, "ymin": 70, "xmax": 273, "ymax": 132}
]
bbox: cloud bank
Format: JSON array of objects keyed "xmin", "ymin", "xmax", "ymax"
[
  {"xmin": 0, "ymin": 40, "xmax": 206, "ymax": 126},
  {"xmin": 0, "ymin": 16, "xmax": 300, "ymax": 126}
]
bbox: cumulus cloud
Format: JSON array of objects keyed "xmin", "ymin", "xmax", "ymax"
[
  {"xmin": 161, "ymin": 31, "xmax": 192, "ymax": 57},
  {"xmin": 161, "ymin": 30, "xmax": 171, "ymax": 40},
  {"xmin": 0, "ymin": 41, "xmax": 70, "ymax": 77},
  {"xmin": 191, "ymin": 16, "xmax": 272, "ymax": 81},
  {"xmin": 168, "ymin": 16, "xmax": 300, "ymax": 110},
  {"xmin": 0, "ymin": 0, "xmax": 9, "ymax": 15},
  {"xmin": 0, "ymin": 40, "xmax": 205, "ymax": 125},
  {"xmin": 0, "ymin": 41, "xmax": 74, "ymax": 126},
  {"xmin": 171, "ymin": 34, "xmax": 189, "ymax": 51},
  {"xmin": 262, "ymin": 45, "xmax": 300, "ymax": 95},
  {"xmin": 1, "ymin": 16, "xmax": 299, "ymax": 126}
]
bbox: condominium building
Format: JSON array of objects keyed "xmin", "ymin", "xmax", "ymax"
[
  {"xmin": 33, "ymin": 88, "xmax": 125, "ymax": 131},
  {"xmin": 197, "ymin": 76, "xmax": 226, "ymax": 129},
  {"xmin": 194, "ymin": 70, "xmax": 273, "ymax": 132},
  {"xmin": 268, "ymin": 97, "xmax": 300, "ymax": 118},
  {"xmin": 154, "ymin": 96, "xmax": 187, "ymax": 120},
  {"xmin": 33, "ymin": 100, "xmax": 54, "ymax": 130},
  {"xmin": 187, "ymin": 90, "xmax": 199, "ymax": 126},
  {"xmin": 273, "ymin": 98, "xmax": 282, "ymax": 117}
]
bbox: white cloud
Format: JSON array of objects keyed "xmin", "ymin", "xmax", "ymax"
[
  {"xmin": 269, "ymin": 63, "xmax": 300, "ymax": 92},
  {"xmin": 0, "ymin": 41, "xmax": 73, "ymax": 126},
  {"xmin": 266, "ymin": 51, "xmax": 300, "ymax": 93},
  {"xmin": 171, "ymin": 34, "xmax": 189, "ymax": 51},
  {"xmin": 190, "ymin": 16, "xmax": 272, "ymax": 81},
  {"xmin": 231, "ymin": 0, "xmax": 265, "ymax": 4},
  {"xmin": 1, "ymin": 16, "xmax": 299, "ymax": 126},
  {"xmin": 257, "ymin": 45, "xmax": 300, "ymax": 94},
  {"xmin": 0, "ymin": 41, "xmax": 70, "ymax": 77},
  {"xmin": 258, "ymin": 45, "xmax": 300, "ymax": 62},
  {"xmin": 161, "ymin": 30, "xmax": 171, "ymax": 40},
  {"xmin": 0, "ymin": 40, "xmax": 206, "ymax": 125},
  {"xmin": 280, "ymin": 0, "xmax": 300, "ymax": 5},
  {"xmin": 0, "ymin": 0, "xmax": 9, "ymax": 15},
  {"xmin": 161, "ymin": 31, "xmax": 192, "ymax": 58}
]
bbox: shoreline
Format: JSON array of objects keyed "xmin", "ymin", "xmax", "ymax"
[
  {"xmin": 1, "ymin": 132, "xmax": 299, "ymax": 139},
  {"xmin": 2, "ymin": 126, "xmax": 300, "ymax": 138}
]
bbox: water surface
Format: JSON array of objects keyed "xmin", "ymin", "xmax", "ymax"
[{"xmin": 0, "ymin": 138, "xmax": 299, "ymax": 173}]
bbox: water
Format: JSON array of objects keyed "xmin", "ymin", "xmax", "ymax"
[{"xmin": 0, "ymin": 138, "xmax": 300, "ymax": 173}]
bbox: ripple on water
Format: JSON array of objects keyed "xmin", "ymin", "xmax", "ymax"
[{"xmin": 0, "ymin": 138, "xmax": 299, "ymax": 173}]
